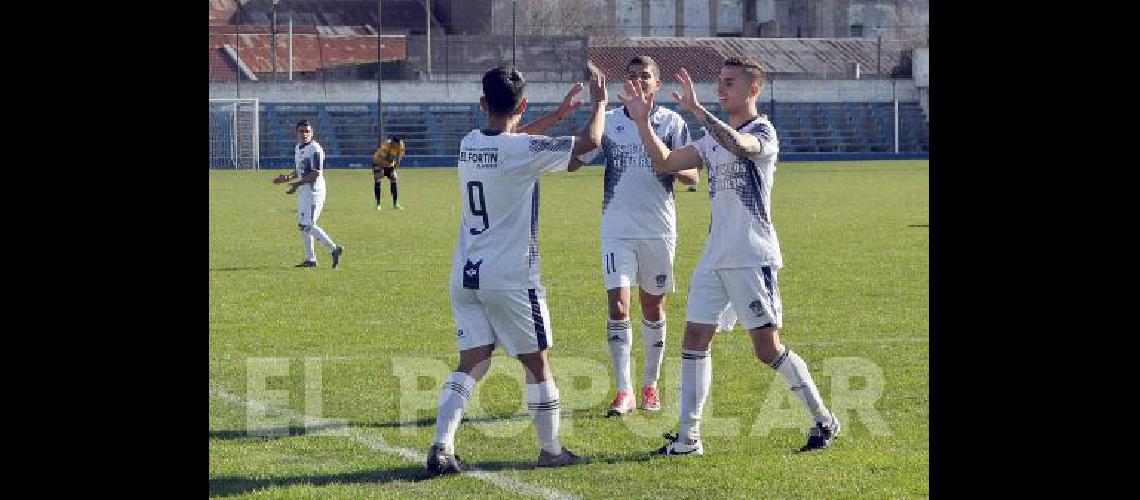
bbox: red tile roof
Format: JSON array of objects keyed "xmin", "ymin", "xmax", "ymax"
[{"xmin": 208, "ymin": 33, "xmax": 405, "ymax": 76}]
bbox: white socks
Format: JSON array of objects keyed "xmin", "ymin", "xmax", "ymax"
[
  {"xmin": 526, "ymin": 380, "xmax": 563, "ymax": 454},
  {"xmin": 300, "ymin": 232, "xmax": 316, "ymax": 261},
  {"xmin": 641, "ymin": 318, "xmax": 666, "ymax": 388},
  {"xmin": 433, "ymin": 372, "xmax": 477, "ymax": 454},
  {"xmin": 678, "ymin": 349, "xmax": 711, "ymax": 441},
  {"xmin": 607, "ymin": 319, "xmax": 633, "ymax": 392},
  {"xmin": 307, "ymin": 225, "xmax": 337, "ymax": 251},
  {"xmin": 771, "ymin": 346, "xmax": 831, "ymax": 424},
  {"xmin": 609, "ymin": 317, "xmax": 667, "ymax": 391}
]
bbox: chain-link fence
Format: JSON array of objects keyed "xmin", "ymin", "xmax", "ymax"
[{"xmin": 209, "ymin": 0, "xmax": 928, "ymax": 168}]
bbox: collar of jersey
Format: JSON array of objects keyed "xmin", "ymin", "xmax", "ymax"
[
  {"xmin": 734, "ymin": 115, "xmax": 764, "ymax": 132},
  {"xmin": 297, "ymin": 141, "xmax": 313, "ymax": 149},
  {"xmin": 480, "ymin": 128, "xmax": 504, "ymax": 136},
  {"xmin": 621, "ymin": 105, "xmax": 660, "ymax": 123}
]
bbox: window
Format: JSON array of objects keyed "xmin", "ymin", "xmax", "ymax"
[{"xmin": 850, "ymin": 24, "xmax": 864, "ymax": 37}]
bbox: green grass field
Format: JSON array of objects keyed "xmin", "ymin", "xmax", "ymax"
[{"xmin": 210, "ymin": 160, "xmax": 929, "ymax": 498}]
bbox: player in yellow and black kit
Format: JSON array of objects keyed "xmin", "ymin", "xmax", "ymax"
[{"xmin": 372, "ymin": 135, "xmax": 405, "ymax": 210}]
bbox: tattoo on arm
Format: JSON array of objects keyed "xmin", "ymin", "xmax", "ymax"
[{"xmin": 698, "ymin": 108, "xmax": 763, "ymax": 157}]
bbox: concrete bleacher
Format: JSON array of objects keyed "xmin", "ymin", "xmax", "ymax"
[{"xmin": 253, "ymin": 100, "xmax": 928, "ymax": 167}]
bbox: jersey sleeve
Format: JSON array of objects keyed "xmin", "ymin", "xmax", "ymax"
[
  {"xmin": 691, "ymin": 134, "xmax": 713, "ymax": 171},
  {"xmin": 309, "ymin": 147, "xmax": 325, "ymax": 172},
  {"xmin": 670, "ymin": 116, "xmax": 692, "ymax": 150},
  {"xmin": 745, "ymin": 120, "xmax": 779, "ymax": 157},
  {"xmin": 577, "ymin": 145, "xmax": 602, "ymax": 165},
  {"xmin": 502, "ymin": 134, "xmax": 577, "ymax": 175},
  {"xmin": 300, "ymin": 146, "xmax": 325, "ymax": 175}
]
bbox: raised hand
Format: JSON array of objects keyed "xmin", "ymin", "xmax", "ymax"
[
  {"xmin": 617, "ymin": 79, "xmax": 653, "ymax": 123},
  {"xmin": 588, "ymin": 69, "xmax": 607, "ymax": 104},
  {"xmin": 556, "ymin": 82, "xmax": 584, "ymax": 120},
  {"xmin": 671, "ymin": 67, "xmax": 702, "ymax": 114}
]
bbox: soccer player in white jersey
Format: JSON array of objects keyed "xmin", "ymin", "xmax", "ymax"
[
  {"xmin": 272, "ymin": 120, "xmax": 344, "ymax": 268},
  {"xmin": 426, "ymin": 65, "xmax": 607, "ymax": 474},
  {"xmin": 619, "ymin": 57, "xmax": 840, "ymax": 455},
  {"xmin": 578, "ymin": 56, "xmax": 699, "ymax": 417}
]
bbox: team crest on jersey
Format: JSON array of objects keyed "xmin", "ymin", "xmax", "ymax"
[
  {"xmin": 529, "ymin": 138, "xmax": 573, "ymax": 153},
  {"xmin": 656, "ymin": 274, "xmax": 667, "ymax": 287},
  {"xmin": 462, "ymin": 259, "xmax": 483, "ymax": 289},
  {"xmin": 615, "ymin": 125, "xmax": 624, "ymax": 133},
  {"xmin": 749, "ymin": 299, "xmax": 765, "ymax": 317}
]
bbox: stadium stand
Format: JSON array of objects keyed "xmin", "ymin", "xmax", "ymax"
[
  {"xmin": 588, "ymin": 37, "xmax": 922, "ymax": 81},
  {"xmin": 210, "ymin": 1, "xmax": 927, "ymax": 166},
  {"xmin": 252, "ymin": 101, "xmax": 928, "ymax": 168}
]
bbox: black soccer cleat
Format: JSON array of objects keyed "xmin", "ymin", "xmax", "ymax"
[
  {"xmin": 331, "ymin": 246, "xmax": 344, "ymax": 268},
  {"xmin": 536, "ymin": 446, "xmax": 586, "ymax": 468},
  {"xmin": 653, "ymin": 432, "xmax": 704, "ymax": 456},
  {"xmin": 798, "ymin": 415, "xmax": 842, "ymax": 453},
  {"xmin": 295, "ymin": 261, "xmax": 317, "ymax": 268},
  {"xmin": 426, "ymin": 443, "xmax": 464, "ymax": 475}
]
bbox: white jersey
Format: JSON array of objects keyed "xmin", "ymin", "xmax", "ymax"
[
  {"xmin": 450, "ymin": 129, "xmax": 576, "ymax": 290},
  {"xmin": 294, "ymin": 140, "xmax": 327, "ymax": 193},
  {"xmin": 692, "ymin": 115, "xmax": 782, "ymax": 269},
  {"xmin": 582, "ymin": 106, "xmax": 690, "ymax": 239}
]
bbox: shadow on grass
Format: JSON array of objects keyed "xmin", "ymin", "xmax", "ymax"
[
  {"xmin": 209, "ymin": 414, "xmax": 537, "ymax": 441},
  {"xmin": 209, "ymin": 423, "xmax": 352, "ymax": 440},
  {"xmin": 209, "ymin": 266, "xmax": 282, "ymax": 272},
  {"xmin": 351, "ymin": 413, "xmax": 532, "ymax": 430},
  {"xmin": 209, "ymin": 465, "xmax": 433, "ymax": 497},
  {"xmin": 907, "ymin": 224, "xmax": 928, "ymax": 228}
]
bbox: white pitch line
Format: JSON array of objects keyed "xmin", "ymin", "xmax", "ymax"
[{"xmin": 209, "ymin": 386, "xmax": 579, "ymax": 500}]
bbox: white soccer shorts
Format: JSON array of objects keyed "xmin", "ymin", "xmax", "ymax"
[
  {"xmin": 450, "ymin": 285, "xmax": 554, "ymax": 356},
  {"xmin": 297, "ymin": 188, "xmax": 326, "ymax": 227},
  {"xmin": 600, "ymin": 237, "xmax": 676, "ymax": 295},
  {"xmin": 686, "ymin": 264, "xmax": 783, "ymax": 331}
]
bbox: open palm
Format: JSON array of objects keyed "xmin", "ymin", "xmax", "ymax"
[
  {"xmin": 671, "ymin": 68, "xmax": 702, "ymax": 114},
  {"xmin": 617, "ymin": 79, "xmax": 653, "ymax": 122}
]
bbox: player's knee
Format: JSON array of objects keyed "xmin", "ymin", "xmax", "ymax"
[
  {"xmin": 640, "ymin": 297, "xmax": 665, "ymax": 321},
  {"xmin": 682, "ymin": 323, "xmax": 716, "ymax": 351},
  {"xmin": 457, "ymin": 345, "xmax": 495, "ymax": 378},
  {"xmin": 754, "ymin": 339, "xmax": 783, "ymax": 364},
  {"xmin": 755, "ymin": 346, "xmax": 781, "ymax": 364},
  {"xmin": 608, "ymin": 300, "xmax": 629, "ymax": 320},
  {"xmin": 750, "ymin": 325, "xmax": 781, "ymax": 363},
  {"xmin": 517, "ymin": 351, "xmax": 552, "ymax": 382}
]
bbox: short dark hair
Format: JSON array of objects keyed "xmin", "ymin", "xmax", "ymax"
[
  {"xmin": 296, "ymin": 120, "xmax": 313, "ymax": 130},
  {"xmin": 481, "ymin": 65, "xmax": 526, "ymax": 116},
  {"xmin": 627, "ymin": 55, "xmax": 661, "ymax": 80},
  {"xmin": 389, "ymin": 134, "xmax": 402, "ymax": 143},
  {"xmin": 723, "ymin": 56, "xmax": 766, "ymax": 83}
]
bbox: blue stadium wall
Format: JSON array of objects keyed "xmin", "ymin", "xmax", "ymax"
[{"xmin": 246, "ymin": 101, "xmax": 928, "ymax": 169}]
